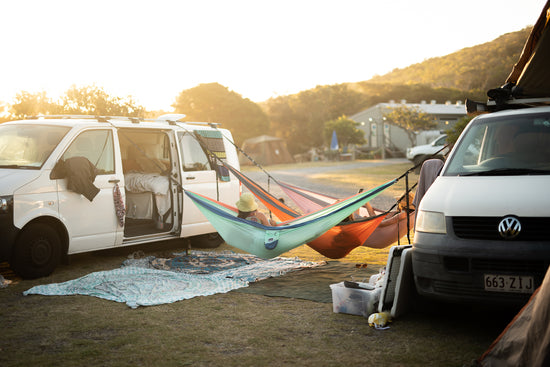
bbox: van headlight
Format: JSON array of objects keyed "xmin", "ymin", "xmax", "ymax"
[
  {"xmin": 416, "ymin": 210, "xmax": 446, "ymax": 234},
  {"xmin": 0, "ymin": 196, "xmax": 13, "ymax": 214}
]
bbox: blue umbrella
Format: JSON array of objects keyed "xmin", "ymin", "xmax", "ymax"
[{"xmin": 330, "ymin": 130, "xmax": 339, "ymax": 150}]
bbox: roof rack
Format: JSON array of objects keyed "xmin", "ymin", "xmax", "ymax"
[
  {"xmin": 466, "ymin": 97, "xmax": 550, "ymax": 115},
  {"xmin": 27, "ymin": 114, "xmax": 222, "ymax": 127},
  {"xmin": 487, "ymin": 97, "xmax": 550, "ymax": 107},
  {"xmin": 30, "ymin": 114, "xmax": 147, "ymax": 122}
]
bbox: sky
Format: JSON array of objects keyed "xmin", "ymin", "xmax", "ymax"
[{"xmin": 0, "ymin": 0, "xmax": 547, "ymax": 111}]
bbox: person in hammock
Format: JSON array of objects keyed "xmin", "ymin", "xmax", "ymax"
[
  {"xmin": 236, "ymin": 192, "xmax": 278, "ymax": 226},
  {"xmin": 347, "ymin": 189, "xmax": 377, "ymax": 221}
]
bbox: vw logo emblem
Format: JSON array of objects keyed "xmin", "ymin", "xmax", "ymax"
[{"xmin": 498, "ymin": 216, "xmax": 521, "ymax": 239}]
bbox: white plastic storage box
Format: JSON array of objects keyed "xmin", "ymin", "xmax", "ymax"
[{"xmin": 330, "ymin": 282, "xmax": 381, "ymax": 317}]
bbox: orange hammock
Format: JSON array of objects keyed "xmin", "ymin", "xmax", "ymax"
[{"xmin": 277, "ymin": 180, "xmax": 415, "ymax": 250}]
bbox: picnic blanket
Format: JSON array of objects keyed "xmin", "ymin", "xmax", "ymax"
[
  {"xmin": 127, "ymin": 250, "xmax": 267, "ymax": 274},
  {"xmin": 23, "ymin": 251, "xmax": 324, "ymax": 308}
]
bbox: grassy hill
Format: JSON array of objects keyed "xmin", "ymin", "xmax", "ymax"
[{"xmin": 362, "ymin": 27, "xmax": 532, "ymax": 96}]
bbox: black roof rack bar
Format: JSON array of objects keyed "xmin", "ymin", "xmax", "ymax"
[
  {"xmin": 26, "ymin": 114, "xmax": 223, "ymax": 127},
  {"xmin": 487, "ymin": 97, "xmax": 550, "ymax": 106}
]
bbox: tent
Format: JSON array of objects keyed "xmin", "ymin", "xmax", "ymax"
[
  {"xmin": 239, "ymin": 135, "xmax": 294, "ymax": 166},
  {"xmin": 503, "ymin": 0, "xmax": 550, "ymax": 98},
  {"xmin": 478, "ymin": 266, "xmax": 550, "ymax": 367},
  {"xmin": 467, "ymin": 0, "xmax": 550, "ymax": 112}
]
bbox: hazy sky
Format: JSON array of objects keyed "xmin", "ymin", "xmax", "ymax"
[{"xmin": 0, "ymin": 0, "xmax": 546, "ymax": 111}]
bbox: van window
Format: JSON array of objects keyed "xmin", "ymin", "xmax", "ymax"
[
  {"xmin": 177, "ymin": 131, "xmax": 212, "ymax": 171},
  {"xmin": 63, "ymin": 129, "xmax": 115, "ymax": 174},
  {"xmin": 119, "ymin": 129, "xmax": 171, "ymax": 174},
  {"xmin": 0, "ymin": 124, "xmax": 70, "ymax": 168},
  {"xmin": 445, "ymin": 112, "xmax": 550, "ymax": 176}
]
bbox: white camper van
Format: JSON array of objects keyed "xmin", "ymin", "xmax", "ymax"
[
  {"xmin": 0, "ymin": 115, "xmax": 241, "ymax": 279},
  {"xmin": 412, "ymin": 106, "xmax": 550, "ymax": 305}
]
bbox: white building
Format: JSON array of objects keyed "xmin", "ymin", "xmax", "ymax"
[{"xmin": 349, "ymin": 100, "xmax": 467, "ymax": 157}]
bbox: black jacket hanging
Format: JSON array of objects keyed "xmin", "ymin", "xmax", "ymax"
[{"xmin": 63, "ymin": 157, "xmax": 100, "ymax": 201}]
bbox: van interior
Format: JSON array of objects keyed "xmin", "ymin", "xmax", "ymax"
[{"xmin": 118, "ymin": 129, "xmax": 175, "ymax": 238}]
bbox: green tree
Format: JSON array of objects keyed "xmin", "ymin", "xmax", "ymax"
[
  {"xmin": 173, "ymin": 83, "xmax": 269, "ymax": 145},
  {"xmin": 10, "ymin": 91, "xmax": 61, "ymax": 119},
  {"xmin": 323, "ymin": 116, "xmax": 365, "ymax": 150},
  {"xmin": 60, "ymin": 85, "xmax": 145, "ymax": 117},
  {"xmin": 445, "ymin": 115, "xmax": 474, "ymax": 145},
  {"xmin": 384, "ymin": 105, "xmax": 438, "ymax": 146},
  {"xmin": 9, "ymin": 86, "xmax": 145, "ymax": 119},
  {"xmin": 264, "ymin": 84, "xmax": 366, "ymax": 154}
]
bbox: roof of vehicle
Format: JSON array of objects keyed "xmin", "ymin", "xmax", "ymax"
[
  {"xmin": 473, "ymin": 105, "xmax": 550, "ymax": 120},
  {"xmin": 3, "ymin": 115, "xmax": 227, "ymax": 132}
]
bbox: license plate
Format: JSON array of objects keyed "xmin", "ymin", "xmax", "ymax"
[{"xmin": 484, "ymin": 274, "xmax": 535, "ymax": 294}]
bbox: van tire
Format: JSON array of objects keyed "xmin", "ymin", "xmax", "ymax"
[
  {"xmin": 190, "ymin": 233, "xmax": 224, "ymax": 248},
  {"xmin": 11, "ymin": 223, "xmax": 61, "ymax": 279}
]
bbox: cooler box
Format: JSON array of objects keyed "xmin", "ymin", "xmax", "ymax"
[{"xmin": 330, "ymin": 282, "xmax": 381, "ymax": 317}]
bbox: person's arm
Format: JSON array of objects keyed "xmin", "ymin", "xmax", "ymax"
[
  {"xmin": 255, "ymin": 211, "xmax": 275, "ymax": 226},
  {"xmin": 365, "ymin": 202, "xmax": 376, "ymax": 216}
]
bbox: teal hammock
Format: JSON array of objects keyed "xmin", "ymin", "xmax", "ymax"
[{"xmin": 185, "ymin": 179, "xmax": 396, "ymax": 259}]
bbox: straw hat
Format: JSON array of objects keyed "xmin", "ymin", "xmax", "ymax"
[{"xmin": 236, "ymin": 192, "xmax": 258, "ymax": 212}]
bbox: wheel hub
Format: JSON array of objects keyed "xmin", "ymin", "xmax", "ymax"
[{"xmin": 30, "ymin": 238, "xmax": 52, "ymax": 266}]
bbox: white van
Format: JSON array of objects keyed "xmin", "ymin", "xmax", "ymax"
[
  {"xmin": 412, "ymin": 106, "xmax": 550, "ymax": 306},
  {"xmin": 0, "ymin": 115, "xmax": 241, "ymax": 279}
]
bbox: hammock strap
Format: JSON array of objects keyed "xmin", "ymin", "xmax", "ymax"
[{"xmin": 210, "ymin": 126, "xmax": 284, "ymax": 186}]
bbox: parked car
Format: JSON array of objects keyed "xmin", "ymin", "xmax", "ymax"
[
  {"xmin": 406, "ymin": 134, "xmax": 449, "ymax": 166},
  {"xmin": 0, "ymin": 115, "xmax": 241, "ymax": 279},
  {"xmin": 412, "ymin": 106, "xmax": 550, "ymax": 306}
]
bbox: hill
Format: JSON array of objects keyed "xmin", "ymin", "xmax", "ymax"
[
  {"xmin": 362, "ymin": 27, "xmax": 532, "ymax": 96},
  {"xmin": 262, "ymin": 27, "xmax": 533, "ymax": 154}
]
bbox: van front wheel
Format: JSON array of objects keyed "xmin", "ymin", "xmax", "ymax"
[{"xmin": 11, "ymin": 223, "xmax": 61, "ymax": 279}]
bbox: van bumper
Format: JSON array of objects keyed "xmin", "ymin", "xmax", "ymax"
[
  {"xmin": 411, "ymin": 226, "xmax": 550, "ymax": 306},
  {"xmin": 0, "ymin": 213, "xmax": 18, "ymax": 262}
]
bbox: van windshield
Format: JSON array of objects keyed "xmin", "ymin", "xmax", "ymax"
[
  {"xmin": 444, "ymin": 112, "xmax": 550, "ymax": 176},
  {"xmin": 0, "ymin": 124, "xmax": 70, "ymax": 169}
]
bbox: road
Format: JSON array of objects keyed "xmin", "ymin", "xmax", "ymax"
[{"xmin": 243, "ymin": 158, "xmax": 411, "ymax": 211}]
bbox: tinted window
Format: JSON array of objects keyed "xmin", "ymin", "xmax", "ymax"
[{"xmin": 445, "ymin": 112, "xmax": 550, "ymax": 176}]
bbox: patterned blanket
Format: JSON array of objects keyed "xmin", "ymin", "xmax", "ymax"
[{"xmin": 23, "ymin": 251, "xmax": 324, "ymax": 308}]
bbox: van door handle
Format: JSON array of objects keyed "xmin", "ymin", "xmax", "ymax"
[
  {"xmin": 108, "ymin": 179, "xmax": 120, "ymax": 183},
  {"xmin": 185, "ymin": 176, "xmax": 196, "ymax": 180}
]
